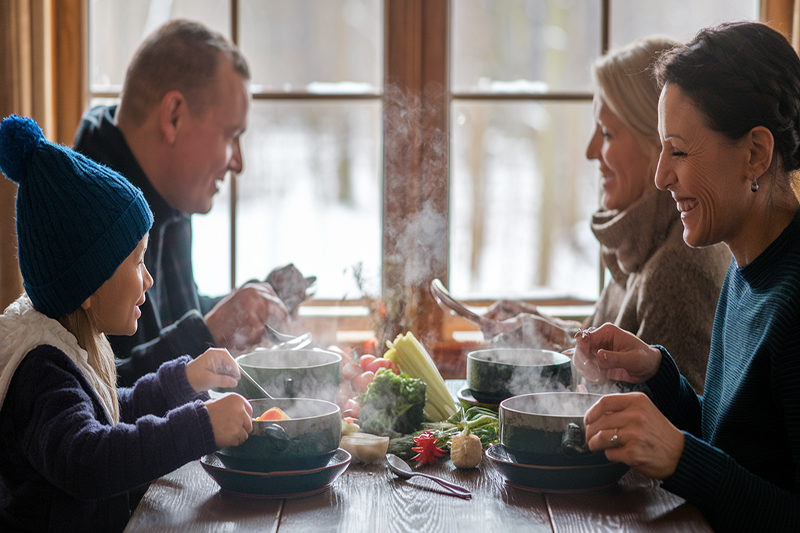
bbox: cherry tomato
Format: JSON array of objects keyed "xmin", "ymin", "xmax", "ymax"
[
  {"xmin": 344, "ymin": 398, "xmax": 361, "ymax": 418},
  {"xmin": 327, "ymin": 345, "xmax": 350, "ymax": 365},
  {"xmin": 359, "ymin": 355, "xmax": 376, "ymax": 371},
  {"xmin": 335, "ymin": 390, "xmax": 349, "ymax": 409},
  {"xmin": 353, "ymin": 371, "xmax": 375, "ymax": 393},
  {"xmin": 362, "ymin": 338, "xmax": 377, "ymax": 355},
  {"xmin": 342, "ymin": 361, "xmax": 362, "ymax": 382},
  {"xmin": 365, "ymin": 358, "xmax": 393, "ymax": 374}
]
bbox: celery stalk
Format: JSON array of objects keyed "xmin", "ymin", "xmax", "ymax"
[{"xmin": 387, "ymin": 332, "xmax": 456, "ymax": 422}]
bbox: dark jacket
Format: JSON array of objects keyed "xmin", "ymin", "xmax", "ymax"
[
  {"xmin": 73, "ymin": 106, "xmax": 218, "ymax": 385},
  {"xmin": 0, "ymin": 348, "xmax": 216, "ymax": 532}
]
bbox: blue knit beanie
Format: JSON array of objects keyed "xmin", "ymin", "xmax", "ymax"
[{"xmin": 0, "ymin": 114, "xmax": 153, "ymax": 319}]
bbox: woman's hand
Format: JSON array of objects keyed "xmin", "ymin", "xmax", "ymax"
[
  {"xmin": 186, "ymin": 347, "xmax": 240, "ymax": 392},
  {"xmin": 573, "ymin": 323, "xmax": 662, "ymax": 384},
  {"xmin": 205, "ymin": 393, "xmax": 253, "ymax": 448},
  {"xmin": 584, "ymin": 392, "xmax": 684, "ymax": 479}
]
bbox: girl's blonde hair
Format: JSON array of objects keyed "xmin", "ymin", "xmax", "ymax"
[
  {"xmin": 59, "ymin": 306, "xmax": 120, "ymax": 424},
  {"xmin": 592, "ymin": 36, "xmax": 679, "ymax": 151}
]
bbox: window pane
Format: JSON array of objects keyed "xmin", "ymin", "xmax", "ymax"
[
  {"xmin": 450, "ymin": 101, "xmax": 600, "ymax": 300},
  {"xmin": 89, "ymin": 0, "xmax": 230, "ymax": 92},
  {"xmin": 198, "ymin": 100, "xmax": 383, "ymax": 300},
  {"xmin": 192, "ymin": 179, "xmax": 232, "ymax": 297},
  {"xmin": 610, "ymin": 0, "xmax": 758, "ymax": 47},
  {"xmin": 451, "ymin": 0, "xmax": 601, "ymax": 93},
  {"xmin": 239, "ymin": 0, "xmax": 382, "ymax": 92}
]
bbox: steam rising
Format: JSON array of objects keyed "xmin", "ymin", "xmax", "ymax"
[
  {"xmin": 502, "ymin": 392, "xmax": 602, "ymax": 418},
  {"xmin": 235, "ymin": 348, "xmax": 342, "ymax": 402}
]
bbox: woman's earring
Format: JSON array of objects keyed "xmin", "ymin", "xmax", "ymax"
[{"xmin": 751, "ymin": 179, "xmax": 759, "ymax": 193}]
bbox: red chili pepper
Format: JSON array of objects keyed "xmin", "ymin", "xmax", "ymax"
[{"xmin": 411, "ymin": 431, "xmax": 446, "ymax": 466}]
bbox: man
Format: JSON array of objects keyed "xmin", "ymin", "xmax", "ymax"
[{"xmin": 74, "ymin": 19, "xmax": 292, "ymax": 386}]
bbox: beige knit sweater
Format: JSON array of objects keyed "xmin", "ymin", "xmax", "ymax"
[{"xmin": 586, "ymin": 188, "xmax": 731, "ymax": 393}]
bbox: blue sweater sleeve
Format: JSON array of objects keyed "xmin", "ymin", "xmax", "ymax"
[
  {"xmin": 117, "ymin": 355, "xmax": 209, "ymax": 421},
  {"xmin": 649, "ymin": 346, "xmax": 800, "ymax": 531},
  {"xmin": 9, "ymin": 347, "xmax": 218, "ymax": 499},
  {"xmin": 645, "ymin": 347, "xmax": 702, "ymax": 436}
]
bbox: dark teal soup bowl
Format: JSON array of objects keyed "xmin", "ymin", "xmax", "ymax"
[
  {"xmin": 499, "ymin": 392, "xmax": 613, "ymax": 467},
  {"xmin": 467, "ymin": 348, "xmax": 572, "ymax": 405}
]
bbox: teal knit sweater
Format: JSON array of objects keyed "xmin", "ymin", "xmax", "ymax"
[{"xmin": 644, "ymin": 209, "xmax": 800, "ymax": 531}]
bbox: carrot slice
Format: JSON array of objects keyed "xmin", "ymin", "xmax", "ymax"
[{"xmin": 253, "ymin": 407, "xmax": 291, "ymax": 421}]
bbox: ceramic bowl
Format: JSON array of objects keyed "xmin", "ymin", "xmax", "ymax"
[
  {"xmin": 466, "ymin": 348, "xmax": 572, "ymax": 404},
  {"xmin": 217, "ymin": 398, "xmax": 341, "ymax": 473},
  {"xmin": 499, "ymin": 392, "xmax": 608, "ymax": 466},
  {"xmin": 234, "ymin": 348, "xmax": 342, "ymax": 403}
]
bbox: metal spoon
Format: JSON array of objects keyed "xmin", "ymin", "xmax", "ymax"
[
  {"xmin": 264, "ymin": 324, "xmax": 313, "ymax": 350},
  {"xmin": 237, "ymin": 363, "xmax": 274, "ymax": 400},
  {"xmin": 430, "ymin": 278, "xmax": 574, "ymax": 345},
  {"xmin": 385, "ymin": 453, "xmax": 472, "ymax": 499},
  {"xmin": 265, "ymin": 323, "xmax": 297, "ymax": 343}
]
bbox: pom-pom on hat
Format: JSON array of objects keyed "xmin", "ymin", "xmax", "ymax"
[{"xmin": 0, "ymin": 114, "xmax": 153, "ymax": 318}]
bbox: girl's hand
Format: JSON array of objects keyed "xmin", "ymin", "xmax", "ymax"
[
  {"xmin": 584, "ymin": 392, "xmax": 684, "ymax": 479},
  {"xmin": 205, "ymin": 393, "xmax": 253, "ymax": 448},
  {"xmin": 186, "ymin": 347, "xmax": 240, "ymax": 392},
  {"xmin": 573, "ymin": 323, "xmax": 662, "ymax": 384}
]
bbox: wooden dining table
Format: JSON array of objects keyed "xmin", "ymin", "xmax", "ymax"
[{"xmin": 124, "ymin": 381, "xmax": 713, "ymax": 533}]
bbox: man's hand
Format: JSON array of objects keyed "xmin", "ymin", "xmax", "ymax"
[{"xmin": 204, "ymin": 282, "xmax": 289, "ymax": 352}]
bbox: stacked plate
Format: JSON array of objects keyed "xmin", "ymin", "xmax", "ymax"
[
  {"xmin": 486, "ymin": 392, "xmax": 629, "ymax": 493},
  {"xmin": 201, "ymin": 449, "xmax": 351, "ymax": 499},
  {"xmin": 201, "ymin": 398, "xmax": 350, "ymax": 498},
  {"xmin": 485, "ymin": 444, "xmax": 628, "ymax": 493}
]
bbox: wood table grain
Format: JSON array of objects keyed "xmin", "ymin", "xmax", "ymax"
[
  {"xmin": 124, "ymin": 381, "xmax": 712, "ymax": 533},
  {"xmin": 124, "ymin": 455, "xmax": 710, "ymax": 533}
]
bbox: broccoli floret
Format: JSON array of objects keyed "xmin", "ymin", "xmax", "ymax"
[{"xmin": 358, "ymin": 370, "xmax": 426, "ymax": 437}]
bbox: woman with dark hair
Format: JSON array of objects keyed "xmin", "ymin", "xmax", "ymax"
[{"xmin": 574, "ymin": 21, "xmax": 800, "ymax": 531}]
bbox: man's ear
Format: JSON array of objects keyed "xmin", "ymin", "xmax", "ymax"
[
  {"xmin": 159, "ymin": 90, "xmax": 187, "ymax": 145},
  {"xmin": 747, "ymin": 126, "xmax": 775, "ymax": 180}
]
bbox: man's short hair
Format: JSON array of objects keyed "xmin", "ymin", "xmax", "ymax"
[{"xmin": 119, "ymin": 19, "xmax": 250, "ymax": 126}]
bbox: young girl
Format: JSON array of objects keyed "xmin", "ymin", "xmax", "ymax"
[{"xmin": 0, "ymin": 115, "xmax": 253, "ymax": 531}]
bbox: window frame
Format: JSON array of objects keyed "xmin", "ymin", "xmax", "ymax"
[{"xmin": 50, "ymin": 0, "xmax": 774, "ymax": 353}]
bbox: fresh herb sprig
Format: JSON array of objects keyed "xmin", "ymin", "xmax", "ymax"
[{"xmin": 422, "ymin": 406, "xmax": 499, "ymax": 451}]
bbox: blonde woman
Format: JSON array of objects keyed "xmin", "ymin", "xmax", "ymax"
[
  {"xmin": 487, "ymin": 36, "xmax": 731, "ymax": 393},
  {"xmin": 0, "ymin": 115, "xmax": 253, "ymax": 532}
]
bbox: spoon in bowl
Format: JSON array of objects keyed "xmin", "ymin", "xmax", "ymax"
[
  {"xmin": 237, "ymin": 364, "xmax": 274, "ymax": 400},
  {"xmin": 385, "ymin": 453, "xmax": 472, "ymax": 499}
]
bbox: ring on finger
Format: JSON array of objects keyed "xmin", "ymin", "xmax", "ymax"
[{"xmin": 609, "ymin": 428, "xmax": 620, "ymax": 447}]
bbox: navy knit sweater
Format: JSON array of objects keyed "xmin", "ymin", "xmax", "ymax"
[
  {"xmin": 0, "ymin": 352, "xmax": 217, "ymax": 532},
  {"xmin": 646, "ymin": 209, "xmax": 800, "ymax": 531}
]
